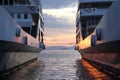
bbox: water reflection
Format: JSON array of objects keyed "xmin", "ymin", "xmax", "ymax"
[
  {"xmin": 76, "ymin": 59, "xmax": 93, "ymax": 80},
  {"xmin": 79, "ymin": 59, "xmax": 111, "ymax": 80},
  {"xmin": 1, "ymin": 60, "xmax": 45, "ymax": 80},
  {"xmin": 0, "ymin": 50, "xmax": 111, "ymax": 80},
  {"xmin": 38, "ymin": 50, "xmax": 81, "ymax": 80}
]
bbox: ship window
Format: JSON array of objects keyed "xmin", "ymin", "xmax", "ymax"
[
  {"xmin": 22, "ymin": 27, "xmax": 30, "ymax": 34},
  {"xmin": 11, "ymin": 14, "xmax": 14, "ymax": 18},
  {"xmin": 0, "ymin": 0, "xmax": 3, "ymax": 5},
  {"xmin": 80, "ymin": 2, "xmax": 112, "ymax": 9},
  {"xmin": 41, "ymin": 32, "xmax": 43, "ymax": 43},
  {"xmin": 17, "ymin": 14, "xmax": 21, "ymax": 19},
  {"xmin": 24, "ymin": 14, "xmax": 28, "ymax": 19},
  {"xmin": 38, "ymin": 30, "xmax": 40, "ymax": 41},
  {"xmin": 19, "ymin": 0, "xmax": 25, "ymax": 4},
  {"xmin": 9, "ymin": 0, "xmax": 13, "ymax": 5},
  {"xmin": 4, "ymin": 0, "xmax": 8, "ymax": 5},
  {"xmin": 14, "ymin": 0, "xmax": 18, "ymax": 4}
]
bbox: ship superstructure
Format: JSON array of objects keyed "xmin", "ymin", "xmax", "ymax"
[
  {"xmin": 76, "ymin": 0, "xmax": 120, "ymax": 75},
  {"xmin": 76, "ymin": 0, "xmax": 116, "ymax": 49},
  {"xmin": 0, "ymin": 0, "xmax": 45, "ymax": 73},
  {"xmin": 0, "ymin": 0, "xmax": 45, "ymax": 50}
]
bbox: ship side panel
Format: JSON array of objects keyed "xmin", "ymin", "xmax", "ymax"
[
  {"xmin": 95, "ymin": 0, "xmax": 120, "ymax": 42},
  {"xmin": 80, "ymin": 0, "xmax": 120, "ymax": 72},
  {"xmin": 0, "ymin": 6, "xmax": 40, "ymax": 48},
  {"xmin": 77, "ymin": 0, "xmax": 120, "ymax": 50},
  {"xmin": 104, "ymin": 0, "xmax": 120, "ymax": 41},
  {"xmin": 0, "ymin": 52, "xmax": 38, "ymax": 73}
]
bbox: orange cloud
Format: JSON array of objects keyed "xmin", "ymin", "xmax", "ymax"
[{"xmin": 44, "ymin": 29, "xmax": 76, "ymax": 46}]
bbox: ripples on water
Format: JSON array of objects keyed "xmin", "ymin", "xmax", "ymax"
[
  {"xmin": 38, "ymin": 50, "xmax": 82, "ymax": 80},
  {"xmin": 39, "ymin": 50, "xmax": 94, "ymax": 80},
  {"xmin": 0, "ymin": 50, "xmax": 108, "ymax": 80}
]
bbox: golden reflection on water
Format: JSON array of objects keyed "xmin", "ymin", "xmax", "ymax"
[{"xmin": 81, "ymin": 59, "xmax": 111, "ymax": 80}]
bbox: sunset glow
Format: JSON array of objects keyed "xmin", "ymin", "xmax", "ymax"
[
  {"xmin": 42, "ymin": 1, "xmax": 77, "ymax": 47},
  {"xmin": 81, "ymin": 59, "xmax": 110, "ymax": 79},
  {"xmin": 44, "ymin": 28, "xmax": 76, "ymax": 46}
]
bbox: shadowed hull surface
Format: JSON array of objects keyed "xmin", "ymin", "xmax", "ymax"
[
  {"xmin": 0, "ymin": 40, "xmax": 41, "ymax": 52},
  {"xmin": 0, "ymin": 40, "xmax": 42, "ymax": 73}
]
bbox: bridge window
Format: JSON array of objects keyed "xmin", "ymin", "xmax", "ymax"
[
  {"xmin": 4, "ymin": 0, "xmax": 8, "ymax": 5},
  {"xmin": 24, "ymin": 14, "xmax": 28, "ymax": 19},
  {"xmin": 9, "ymin": 0, "xmax": 13, "ymax": 5},
  {"xmin": 13, "ymin": 0, "xmax": 29, "ymax": 4},
  {"xmin": 0, "ymin": 0, "xmax": 3, "ymax": 5},
  {"xmin": 17, "ymin": 14, "xmax": 21, "ymax": 19},
  {"xmin": 80, "ymin": 2, "xmax": 112, "ymax": 9},
  {"xmin": 14, "ymin": 0, "xmax": 19, "ymax": 4},
  {"xmin": 0, "ymin": 0, "xmax": 13, "ymax": 5},
  {"xmin": 11, "ymin": 14, "xmax": 14, "ymax": 18}
]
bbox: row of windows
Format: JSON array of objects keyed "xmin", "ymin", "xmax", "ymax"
[
  {"xmin": 11, "ymin": 14, "xmax": 29, "ymax": 19},
  {"xmin": 81, "ymin": 20, "xmax": 99, "ymax": 27},
  {"xmin": 0, "ymin": 0, "xmax": 29, "ymax": 5},
  {"xmin": 0, "ymin": 0, "xmax": 13, "ymax": 5},
  {"xmin": 17, "ymin": 14, "xmax": 28, "ymax": 19},
  {"xmin": 80, "ymin": 2, "xmax": 112, "ymax": 9}
]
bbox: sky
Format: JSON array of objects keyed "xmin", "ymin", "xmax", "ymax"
[{"xmin": 41, "ymin": 0, "xmax": 78, "ymax": 47}]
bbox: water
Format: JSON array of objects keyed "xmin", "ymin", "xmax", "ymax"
[
  {"xmin": 38, "ymin": 50, "xmax": 82, "ymax": 80},
  {"xmin": 1, "ymin": 50, "xmax": 104, "ymax": 80}
]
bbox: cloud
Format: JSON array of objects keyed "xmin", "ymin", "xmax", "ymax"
[
  {"xmin": 43, "ymin": 14, "xmax": 73, "ymax": 29},
  {"xmin": 41, "ymin": 0, "xmax": 77, "ymax": 9},
  {"xmin": 43, "ymin": 2, "xmax": 77, "ymax": 25},
  {"xmin": 41, "ymin": 0, "xmax": 77, "ymax": 46}
]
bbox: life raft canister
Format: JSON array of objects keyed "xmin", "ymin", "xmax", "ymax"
[
  {"xmin": 16, "ymin": 27, "xmax": 21, "ymax": 37},
  {"xmin": 91, "ymin": 35, "xmax": 97, "ymax": 46},
  {"xmin": 24, "ymin": 36, "xmax": 28, "ymax": 45},
  {"xmin": 96, "ymin": 28, "xmax": 102, "ymax": 40}
]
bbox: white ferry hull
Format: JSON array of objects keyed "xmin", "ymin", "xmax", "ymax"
[
  {"xmin": 0, "ymin": 6, "xmax": 42, "ymax": 73},
  {"xmin": 76, "ymin": 0, "xmax": 120, "ymax": 69},
  {"xmin": 76, "ymin": 0, "xmax": 120, "ymax": 52}
]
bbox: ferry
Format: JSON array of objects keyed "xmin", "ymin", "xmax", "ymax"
[
  {"xmin": 0, "ymin": 0, "xmax": 45, "ymax": 73},
  {"xmin": 76, "ymin": 0, "xmax": 120, "ymax": 70}
]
